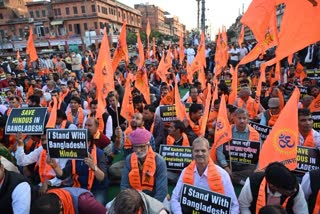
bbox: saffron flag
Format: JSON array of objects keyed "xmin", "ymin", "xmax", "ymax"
[
  {"xmin": 156, "ymin": 50, "xmax": 172, "ymax": 83},
  {"xmin": 26, "ymin": 28, "xmax": 38, "ymax": 62},
  {"xmin": 137, "ymin": 31, "xmax": 145, "ymax": 70},
  {"xmin": 174, "ymin": 77, "xmax": 187, "ymax": 121},
  {"xmin": 135, "ymin": 69, "xmax": 151, "ymax": 104},
  {"xmin": 92, "ymin": 28, "xmax": 114, "ymax": 118},
  {"xmin": 46, "ymin": 97, "xmax": 57, "ymax": 128},
  {"xmin": 179, "ymin": 32, "xmax": 185, "ymax": 65},
  {"xmin": 190, "ymin": 32, "xmax": 206, "ymax": 73},
  {"xmin": 210, "ymin": 95, "xmax": 232, "ymax": 161},
  {"xmin": 241, "ymin": 0, "xmax": 277, "ymax": 42},
  {"xmin": 258, "ymin": 87, "xmax": 300, "ymax": 170},
  {"xmin": 200, "ymin": 84, "xmax": 212, "ymax": 136},
  {"xmin": 112, "ymin": 21, "xmax": 129, "ymax": 72},
  {"xmin": 275, "ymin": 0, "xmax": 320, "ymax": 63},
  {"xmin": 309, "ymin": 93, "xmax": 320, "ymax": 113},
  {"xmin": 228, "ymin": 65, "xmax": 238, "ymax": 104},
  {"xmin": 120, "ymin": 73, "xmax": 134, "ymax": 121},
  {"xmin": 238, "ymin": 25, "xmax": 245, "ymax": 48}
]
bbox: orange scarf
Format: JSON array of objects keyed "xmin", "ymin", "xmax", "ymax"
[
  {"xmin": 59, "ymin": 89, "xmax": 69, "ymax": 102},
  {"xmin": 39, "ymin": 149, "xmax": 55, "ymax": 183},
  {"xmin": 303, "ymin": 130, "xmax": 315, "ymax": 147},
  {"xmin": 256, "ymin": 177, "xmax": 289, "ymax": 213},
  {"xmin": 186, "ymin": 96, "xmax": 203, "ymax": 104},
  {"xmin": 124, "ymin": 126, "xmax": 133, "ymax": 149},
  {"xmin": 128, "ymin": 146, "xmax": 156, "ymax": 192},
  {"xmin": 72, "ymin": 144, "xmax": 97, "ymax": 191},
  {"xmin": 167, "ymin": 133, "xmax": 190, "ymax": 146},
  {"xmin": 237, "ymin": 97, "xmax": 257, "ymax": 119},
  {"xmin": 48, "ymin": 189, "xmax": 75, "ymax": 214},
  {"xmin": 313, "ymin": 191, "xmax": 320, "ymax": 214},
  {"xmin": 183, "ymin": 159, "xmax": 224, "ymax": 194},
  {"xmin": 188, "ymin": 117, "xmax": 202, "ymax": 136},
  {"xmin": 268, "ymin": 111, "xmax": 279, "ymax": 127},
  {"xmin": 67, "ymin": 108, "xmax": 84, "ymax": 128},
  {"xmin": 60, "ymin": 120, "xmax": 67, "ymax": 129}
]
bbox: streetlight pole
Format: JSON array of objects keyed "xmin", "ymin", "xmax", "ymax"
[{"xmin": 201, "ymin": 0, "xmax": 206, "ymax": 33}]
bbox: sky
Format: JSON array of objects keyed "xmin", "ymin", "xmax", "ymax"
[{"xmin": 118, "ymin": 0, "xmax": 253, "ymax": 39}]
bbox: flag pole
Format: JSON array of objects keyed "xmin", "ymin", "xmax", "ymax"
[
  {"xmin": 228, "ymin": 140, "xmax": 233, "ymax": 172},
  {"xmin": 115, "ymin": 100, "xmax": 120, "ymax": 127}
]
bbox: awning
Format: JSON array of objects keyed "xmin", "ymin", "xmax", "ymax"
[{"xmin": 50, "ymin": 20, "xmax": 63, "ymax": 26}]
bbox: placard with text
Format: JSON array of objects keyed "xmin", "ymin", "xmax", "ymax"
[
  {"xmin": 295, "ymin": 146, "xmax": 320, "ymax": 173},
  {"xmin": 249, "ymin": 121, "xmax": 271, "ymax": 141},
  {"xmin": 159, "ymin": 105, "xmax": 177, "ymax": 122},
  {"xmin": 159, "ymin": 145, "xmax": 192, "ymax": 170}
]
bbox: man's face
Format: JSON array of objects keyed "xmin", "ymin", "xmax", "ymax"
[
  {"xmin": 168, "ymin": 122, "xmax": 177, "ymax": 136},
  {"xmin": 61, "ymin": 85, "xmax": 68, "ymax": 93},
  {"xmin": 234, "ymin": 113, "xmax": 248, "ymax": 130},
  {"xmin": 130, "ymin": 113, "xmax": 143, "ymax": 129},
  {"xmin": 8, "ymin": 82, "xmax": 16, "ymax": 92},
  {"xmin": 132, "ymin": 144, "xmax": 149, "ymax": 159},
  {"xmin": 9, "ymin": 98, "xmax": 19, "ymax": 108},
  {"xmin": 311, "ymin": 88, "xmax": 320, "ymax": 98},
  {"xmin": 193, "ymin": 141, "xmax": 209, "ymax": 165},
  {"xmin": 70, "ymin": 100, "xmax": 79, "ymax": 110},
  {"xmin": 143, "ymin": 109, "xmax": 154, "ymax": 121},
  {"xmin": 270, "ymin": 106, "xmax": 280, "ymax": 115},
  {"xmin": 90, "ymin": 104, "xmax": 97, "ymax": 114},
  {"xmin": 133, "ymin": 102, "xmax": 143, "ymax": 111},
  {"xmin": 240, "ymin": 92, "xmax": 249, "ymax": 101},
  {"xmin": 85, "ymin": 119, "xmax": 98, "ymax": 135},
  {"xmin": 191, "ymin": 110, "xmax": 202, "ymax": 121},
  {"xmin": 108, "ymin": 96, "xmax": 117, "ymax": 108},
  {"xmin": 71, "ymin": 91, "xmax": 80, "ymax": 98},
  {"xmin": 190, "ymin": 88, "xmax": 198, "ymax": 100},
  {"xmin": 298, "ymin": 115, "xmax": 313, "ymax": 133}
]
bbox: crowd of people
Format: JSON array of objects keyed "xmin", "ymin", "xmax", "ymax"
[{"xmin": 0, "ymin": 38, "xmax": 320, "ymax": 214}]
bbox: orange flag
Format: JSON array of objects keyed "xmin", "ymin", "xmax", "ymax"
[
  {"xmin": 112, "ymin": 21, "xmax": 129, "ymax": 72},
  {"xmin": 221, "ymin": 26, "xmax": 229, "ymax": 68},
  {"xmin": 179, "ymin": 33, "xmax": 185, "ymax": 65},
  {"xmin": 309, "ymin": 93, "xmax": 320, "ymax": 113},
  {"xmin": 156, "ymin": 50, "xmax": 172, "ymax": 82},
  {"xmin": 228, "ymin": 65, "xmax": 238, "ymax": 104},
  {"xmin": 46, "ymin": 97, "xmax": 57, "ymax": 128},
  {"xmin": 92, "ymin": 28, "xmax": 114, "ymax": 118},
  {"xmin": 275, "ymin": 1, "xmax": 320, "ymax": 63},
  {"xmin": 200, "ymin": 84, "xmax": 212, "ymax": 136},
  {"xmin": 137, "ymin": 31, "xmax": 145, "ymax": 70},
  {"xmin": 17, "ymin": 50, "xmax": 21, "ymax": 60},
  {"xmin": 210, "ymin": 94, "xmax": 232, "ymax": 161},
  {"xmin": 258, "ymin": 87, "xmax": 300, "ymax": 170},
  {"xmin": 287, "ymin": 54, "xmax": 293, "ymax": 65},
  {"xmin": 121, "ymin": 73, "xmax": 134, "ymax": 121},
  {"xmin": 135, "ymin": 69, "xmax": 151, "ymax": 104},
  {"xmin": 241, "ymin": 0, "xmax": 277, "ymax": 42},
  {"xmin": 26, "ymin": 28, "xmax": 38, "ymax": 62},
  {"xmin": 190, "ymin": 32, "xmax": 206, "ymax": 73},
  {"xmin": 174, "ymin": 77, "xmax": 187, "ymax": 121},
  {"xmin": 238, "ymin": 25, "xmax": 245, "ymax": 48}
]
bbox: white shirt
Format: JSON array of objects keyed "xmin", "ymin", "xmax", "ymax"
[
  {"xmin": 105, "ymin": 116, "xmax": 113, "ymax": 140},
  {"xmin": 170, "ymin": 163, "xmax": 239, "ymax": 214},
  {"xmin": 239, "ymin": 47, "xmax": 248, "ymax": 60},
  {"xmin": 186, "ymin": 48, "xmax": 195, "ymax": 65},
  {"xmin": 238, "ymin": 177, "xmax": 308, "ymax": 214},
  {"xmin": 11, "ymin": 182, "xmax": 31, "ymax": 214},
  {"xmin": 299, "ymin": 129, "xmax": 320, "ymax": 149},
  {"xmin": 228, "ymin": 48, "xmax": 240, "ymax": 61}
]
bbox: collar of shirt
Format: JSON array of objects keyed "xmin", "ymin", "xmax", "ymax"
[
  {"xmin": 267, "ymin": 184, "xmax": 282, "ymax": 197},
  {"xmin": 193, "ymin": 163, "xmax": 209, "ymax": 178}
]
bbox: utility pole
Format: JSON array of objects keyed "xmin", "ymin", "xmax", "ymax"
[
  {"xmin": 196, "ymin": 0, "xmax": 200, "ymax": 30},
  {"xmin": 201, "ymin": 0, "xmax": 205, "ymax": 33}
]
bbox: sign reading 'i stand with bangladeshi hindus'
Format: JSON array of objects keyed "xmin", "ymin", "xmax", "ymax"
[
  {"xmin": 47, "ymin": 129, "xmax": 88, "ymax": 159},
  {"xmin": 5, "ymin": 107, "xmax": 47, "ymax": 135},
  {"xmin": 180, "ymin": 184, "xmax": 231, "ymax": 214}
]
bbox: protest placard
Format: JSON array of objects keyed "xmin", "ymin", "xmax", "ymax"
[
  {"xmin": 159, "ymin": 105, "xmax": 177, "ymax": 122},
  {"xmin": 159, "ymin": 145, "xmax": 192, "ymax": 170},
  {"xmin": 295, "ymin": 146, "xmax": 320, "ymax": 173},
  {"xmin": 299, "ymin": 86, "xmax": 308, "ymax": 100},
  {"xmin": 223, "ymin": 139, "xmax": 261, "ymax": 165},
  {"xmin": 180, "ymin": 184, "xmax": 231, "ymax": 214},
  {"xmin": 306, "ymin": 69, "xmax": 320, "ymax": 80},
  {"xmin": 5, "ymin": 107, "xmax": 47, "ymax": 135},
  {"xmin": 47, "ymin": 129, "xmax": 88, "ymax": 159},
  {"xmin": 312, "ymin": 111, "xmax": 320, "ymax": 132},
  {"xmin": 249, "ymin": 121, "xmax": 271, "ymax": 141}
]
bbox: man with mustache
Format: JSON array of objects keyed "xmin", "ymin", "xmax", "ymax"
[
  {"xmin": 170, "ymin": 137, "xmax": 239, "ymax": 214},
  {"xmin": 120, "ymin": 128, "xmax": 168, "ymax": 202}
]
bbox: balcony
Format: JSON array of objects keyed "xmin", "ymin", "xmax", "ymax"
[{"xmin": 6, "ymin": 18, "xmax": 34, "ymax": 24}]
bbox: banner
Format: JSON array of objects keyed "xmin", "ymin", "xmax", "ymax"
[
  {"xmin": 306, "ymin": 69, "xmax": 320, "ymax": 80},
  {"xmin": 298, "ymin": 86, "xmax": 308, "ymax": 100},
  {"xmin": 295, "ymin": 146, "xmax": 320, "ymax": 173},
  {"xmin": 5, "ymin": 107, "xmax": 47, "ymax": 135},
  {"xmin": 312, "ymin": 111, "xmax": 320, "ymax": 132},
  {"xmin": 249, "ymin": 121, "xmax": 271, "ymax": 141},
  {"xmin": 180, "ymin": 184, "xmax": 231, "ymax": 214},
  {"xmin": 159, "ymin": 105, "xmax": 177, "ymax": 122},
  {"xmin": 223, "ymin": 139, "xmax": 261, "ymax": 165},
  {"xmin": 47, "ymin": 129, "xmax": 88, "ymax": 159},
  {"xmin": 159, "ymin": 145, "xmax": 192, "ymax": 170}
]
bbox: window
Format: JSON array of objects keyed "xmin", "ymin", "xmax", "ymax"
[
  {"xmin": 36, "ymin": 10, "xmax": 40, "ymax": 18},
  {"xmin": 94, "ymin": 22, "xmax": 98, "ymax": 29},
  {"xmin": 68, "ymin": 24, "xmax": 72, "ymax": 32},
  {"xmin": 53, "ymin": 9, "xmax": 57, "ymax": 16},
  {"xmin": 29, "ymin": 11, "xmax": 34, "ymax": 18},
  {"xmin": 19, "ymin": 28, "xmax": 23, "ymax": 37},
  {"xmin": 42, "ymin": 10, "xmax": 46, "ymax": 17},
  {"xmin": 84, "ymin": 23, "xmax": 88, "ymax": 31},
  {"xmin": 91, "ymin": 5, "xmax": 96, "ymax": 12},
  {"xmin": 98, "ymin": 5, "xmax": 100, "ymax": 13},
  {"xmin": 73, "ymin": 6, "xmax": 78, "ymax": 15},
  {"xmin": 66, "ymin": 7, "xmax": 70, "ymax": 15},
  {"xmin": 102, "ymin": 7, "xmax": 107, "ymax": 14},
  {"xmin": 100, "ymin": 22, "xmax": 104, "ymax": 29},
  {"xmin": 81, "ymin": 5, "xmax": 85, "ymax": 13},
  {"xmin": 0, "ymin": 13, "xmax": 3, "ymax": 19},
  {"xmin": 58, "ymin": 8, "xmax": 61, "ymax": 16}
]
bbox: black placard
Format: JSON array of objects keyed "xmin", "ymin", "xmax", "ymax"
[
  {"xmin": 295, "ymin": 146, "xmax": 320, "ymax": 173},
  {"xmin": 5, "ymin": 107, "xmax": 47, "ymax": 135},
  {"xmin": 180, "ymin": 184, "xmax": 231, "ymax": 214},
  {"xmin": 312, "ymin": 112, "xmax": 320, "ymax": 132},
  {"xmin": 249, "ymin": 121, "xmax": 271, "ymax": 141},
  {"xmin": 306, "ymin": 69, "xmax": 320, "ymax": 80},
  {"xmin": 299, "ymin": 86, "xmax": 308, "ymax": 100},
  {"xmin": 47, "ymin": 129, "xmax": 88, "ymax": 159},
  {"xmin": 159, "ymin": 145, "xmax": 192, "ymax": 170},
  {"xmin": 159, "ymin": 105, "xmax": 177, "ymax": 122},
  {"xmin": 223, "ymin": 139, "xmax": 261, "ymax": 165}
]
